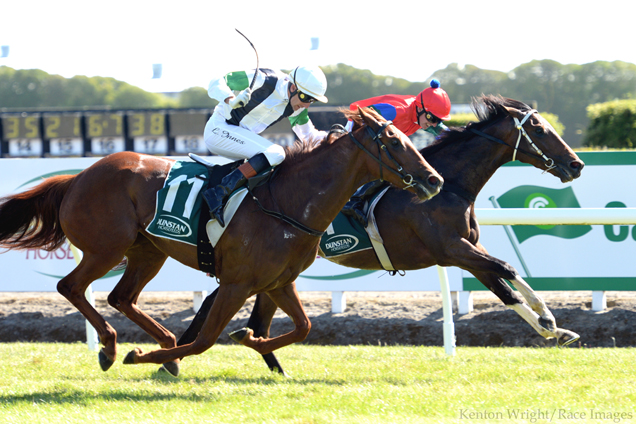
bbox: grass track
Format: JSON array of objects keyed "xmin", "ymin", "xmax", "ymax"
[{"xmin": 0, "ymin": 343, "xmax": 634, "ymax": 423}]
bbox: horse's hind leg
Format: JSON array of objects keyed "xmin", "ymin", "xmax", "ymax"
[{"xmin": 57, "ymin": 252, "xmax": 126, "ymax": 371}]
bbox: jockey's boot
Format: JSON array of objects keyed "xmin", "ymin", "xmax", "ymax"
[
  {"xmin": 341, "ymin": 180, "xmax": 388, "ymax": 227},
  {"xmin": 203, "ymin": 153, "xmax": 270, "ymax": 227}
]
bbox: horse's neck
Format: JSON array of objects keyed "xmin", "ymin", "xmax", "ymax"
[
  {"xmin": 273, "ymin": 140, "xmax": 368, "ymax": 232},
  {"xmin": 428, "ymin": 136, "xmax": 510, "ymax": 200}
]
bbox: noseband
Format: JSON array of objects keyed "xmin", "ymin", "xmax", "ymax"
[
  {"xmin": 348, "ymin": 121, "xmax": 416, "ymax": 189},
  {"xmin": 470, "ymin": 109, "xmax": 557, "ymax": 173}
]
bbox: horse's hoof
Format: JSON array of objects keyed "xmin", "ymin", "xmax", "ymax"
[
  {"xmin": 123, "ymin": 350, "xmax": 137, "ymax": 365},
  {"xmin": 98, "ymin": 350, "xmax": 114, "ymax": 372},
  {"xmin": 159, "ymin": 361, "xmax": 180, "ymax": 377},
  {"xmin": 228, "ymin": 327, "xmax": 251, "ymax": 343},
  {"xmin": 557, "ymin": 329, "xmax": 580, "ymax": 347}
]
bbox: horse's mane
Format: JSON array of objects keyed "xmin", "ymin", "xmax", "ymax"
[
  {"xmin": 420, "ymin": 95, "xmax": 532, "ymax": 157},
  {"xmin": 280, "ymin": 106, "xmax": 386, "ymax": 168}
]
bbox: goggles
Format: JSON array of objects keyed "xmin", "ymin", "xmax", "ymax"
[
  {"xmin": 298, "ymin": 91, "xmax": 317, "ymax": 104},
  {"xmin": 423, "ymin": 110, "xmax": 442, "ymax": 125}
]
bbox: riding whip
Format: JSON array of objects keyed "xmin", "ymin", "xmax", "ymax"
[{"xmin": 235, "ymin": 28, "xmax": 259, "ymax": 106}]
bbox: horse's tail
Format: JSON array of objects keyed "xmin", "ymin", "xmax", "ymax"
[{"xmin": 0, "ymin": 174, "xmax": 76, "ymax": 251}]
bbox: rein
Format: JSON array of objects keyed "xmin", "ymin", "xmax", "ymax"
[
  {"xmin": 348, "ymin": 121, "xmax": 416, "ymax": 189},
  {"xmin": 469, "ymin": 109, "xmax": 556, "ymax": 173}
]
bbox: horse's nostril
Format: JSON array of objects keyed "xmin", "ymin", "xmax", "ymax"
[
  {"xmin": 428, "ymin": 176, "xmax": 440, "ymax": 187},
  {"xmin": 570, "ymin": 160, "xmax": 584, "ymax": 170}
]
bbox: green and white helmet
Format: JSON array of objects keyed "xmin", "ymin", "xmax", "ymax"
[{"xmin": 288, "ymin": 66, "xmax": 328, "ymax": 103}]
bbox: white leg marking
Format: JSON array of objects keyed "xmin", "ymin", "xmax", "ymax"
[
  {"xmin": 511, "ymin": 276, "xmax": 555, "ymax": 322},
  {"xmin": 509, "ymin": 303, "xmax": 556, "ymax": 339}
]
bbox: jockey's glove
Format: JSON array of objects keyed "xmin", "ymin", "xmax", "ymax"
[{"xmin": 229, "ymin": 88, "xmax": 252, "ymax": 109}]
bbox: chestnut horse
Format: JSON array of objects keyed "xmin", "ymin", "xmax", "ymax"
[
  {"xmin": 183, "ymin": 95, "xmax": 585, "ymax": 375},
  {"xmin": 0, "ymin": 106, "xmax": 442, "ymax": 376}
]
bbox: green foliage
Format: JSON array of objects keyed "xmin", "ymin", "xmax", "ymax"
[
  {"xmin": 4, "ymin": 59, "xmax": 636, "ymax": 148},
  {"xmin": 445, "ymin": 112, "xmax": 565, "ymax": 137},
  {"xmin": 0, "ymin": 66, "xmax": 173, "ymax": 109},
  {"xmin": 178, "ymin": 86, "xmax": 218, "ymax": 108},
  {"xmin": 446, "ymin": 112, "xmax": 477, "ymax": 127},
  {"xmin": 542, "ymin": 112, "xmax": 566, "ymax": 137},
  {"xmin": 322, "ymin": 63, "xmax": 425, "ymax": 105},
  {"xmin": 434, "ymin": 60, "xmax": 636, "ymax": 146},
  {"xmin": 584, "ymin": 100, "xmax": 636, "ymax": 148}
]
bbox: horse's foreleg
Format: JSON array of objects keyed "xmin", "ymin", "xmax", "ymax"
[
  {"xmin": 233, "ymin": 283, "xmax": 310, "ymax": 356},
  {"xmin": 508, "ymin": 303, "xmax": 580, "ymax": 346},
  {"xmin": 471, "ymin": 270, "xmax": 579, "ymax": 346},
  {"xmin": 125, "ymin": 282, "xmax": 250, "ymax": 367},
  {"xmin": 508, "ymin": 275, "xmax": 555, "ymax": 327},
  {"xmin": 447, "ymin": 241, "xmax": 570, "ymax": 340}
]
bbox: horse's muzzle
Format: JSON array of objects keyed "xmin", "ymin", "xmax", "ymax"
[
  {"xmin": 553, "ymin": 159, "xmax": 585, "ymax": 183},
  {"xmin": 411, "ymin": 174, "xmax": 443, "ymax": 202}
]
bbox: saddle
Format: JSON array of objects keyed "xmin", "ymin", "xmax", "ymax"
[{"xmin": 189, "ymin": 154, "xmax": 274, "ymax": 275}]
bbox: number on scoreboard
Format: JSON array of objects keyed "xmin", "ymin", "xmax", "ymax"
[
  {"xmin": 43, "ymin": 112, "xmax": 84, "ymax": 157},
  {"xmin": 1, "ymin": 113, "xmax": 43, "ymax": 157},
  {"xmin": 169, "ymin": 110, "xmax": 210, "ymax": 154},
  {"xmin": 85, "ymin": 112, "xmax": 126, "ymax": 156},
  {"xmin": 127, "ymin": 111, "xmax": 168, "ymax": 155}
]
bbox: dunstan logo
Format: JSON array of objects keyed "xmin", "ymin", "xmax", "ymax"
[
  {"xmin": 155, "ymin": 215, "xmax": 192, "ymax": 238},
  {"xmin": 324, "ymin": 234, "xmax": 359, "ymax": 253}
]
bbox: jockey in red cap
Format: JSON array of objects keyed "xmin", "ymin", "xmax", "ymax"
[
  {"xmin": 342, "ymin": 79, "xmax": 452, "ymax": 226},
  {"xmin": 345, "ymin": 79, "xmax": 451, "ymax": 137}
]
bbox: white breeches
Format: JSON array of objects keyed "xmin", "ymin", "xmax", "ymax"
[{"xmin": 204, "ymin": 114, "xmax": 286, "ymax": 166}]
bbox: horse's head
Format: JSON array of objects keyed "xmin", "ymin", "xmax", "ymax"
[
  {"xmin": 345, "ymin": 106, "xmax": 443, "ymax": 202},
  {"xmin": 476, "ymin": 96, "xmax": 584, "ymax": 183}
]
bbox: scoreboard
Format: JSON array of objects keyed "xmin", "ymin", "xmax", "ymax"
[
  {"xmin": 0, "ymin": 106, "xmax": 332, "ymax": 158},
  {"xmin": 0, "ymin": 108, "xmax": 214, "ymax": 158}
]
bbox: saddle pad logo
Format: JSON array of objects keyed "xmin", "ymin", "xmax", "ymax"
[
  {"xmin": 323, "ymin": 234, "xmax": 359, "ymax": 255},
  {"xmin": 153, "ymin": 215, "xmax": 192, "ymax": 238}
]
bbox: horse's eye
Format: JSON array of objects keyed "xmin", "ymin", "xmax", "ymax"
[
  {"xmin": 536, "ymin": 127, "xmax": 545, "ymax": 135},
  {"xmin": 391, "ymin": 138, "xmax": 400, "ymax": 146}
]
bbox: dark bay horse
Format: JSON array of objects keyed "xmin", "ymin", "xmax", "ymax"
[
  {"xmin": 0, "ymin": 106, "xmax": 442, "ymax": 376},
  {"xmin": 183, "ymin": 95, "xmax": 585, "ymax": 374}
]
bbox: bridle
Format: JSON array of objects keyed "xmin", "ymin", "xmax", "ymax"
[
  {"xmin": 470, "ymin": 109, "xmax": 557, "ymax": 173},
  {"xmin": 348, "ymin": 121, "xmax": 417, "ymax": 189},
  {"xmin": 248, "ymin": 119, "xmax": 421, "ymax": 237}
]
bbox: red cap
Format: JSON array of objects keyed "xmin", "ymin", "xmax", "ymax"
[{"xmin": 415, "ymin": 79, "xmax": 451, "ymax": 120}]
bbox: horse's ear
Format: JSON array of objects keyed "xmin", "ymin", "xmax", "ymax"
[
  {"xmin": 503, "ymin": 105, "xmax": 522, "ymax": 119},
  {"xmin": 357, "ymin": 106, "xmax": 376, "ymax": 128}
]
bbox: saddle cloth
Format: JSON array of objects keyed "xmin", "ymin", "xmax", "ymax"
[{"xmin": 320, "ymin": 185, "xmax": 394, "ymax": 272}]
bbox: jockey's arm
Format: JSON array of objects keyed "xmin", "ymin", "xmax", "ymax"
[
  {"xmin": 289, "ymin": 109, "xmax": 327, "ymax": 146},
  {"xmin": 208, "ymin": 70, "xmax": 260, "ymax": 103}
]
